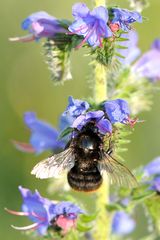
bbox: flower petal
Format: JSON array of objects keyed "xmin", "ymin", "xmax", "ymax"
[
  {"xmin": 112, "ymin": 211, "xmax": 136, "ymax": 235},
  {"xmin": 96, "ymin": 119, "xmax": 112, "ymax": 134},
  {"xmin": 104, "ymin": 99, "xmax": 130, "ymax": 124},
  {"xmin": 72, "ymin": 3, "xmax": 89, "ymax": 19},
  {"xmin": 85, "ymin": 110, "xmax": 104, "ymax": 120},
  {"xmin": 151, "ymin": 39, "xmax": 160, "ymax": 50},
  {"xmin": 24, "ymin": 112, "xmax": 64, "ymax": 153},
  {"xmin": 72, "ymin": 115, "xmax": 86, "ymax": 130},
  {"xmin": 22, "ymin": 11, "xmax": 56, "ymax": 30},
  {"xmin": 91, "ymin": 6, "xmax": 109, "ymax": 22},
  {"xmin": 144, "ymin": 157, "xmax": 160, "ymax": 177}
]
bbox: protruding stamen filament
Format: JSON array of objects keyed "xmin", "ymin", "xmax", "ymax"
[
  {"xmin": 9, "ymin": 34, "xmax": 35, "ymax": 43},
  {"xmin": 31, "ymin": 211, "xmax": 46, "ymax": 221},
  {"xmin": 12, "ymin": 140, "xmax": 35, "ymax": 153},
  {"xmin": 67, "ymin": 25, "xmax": 88, "ymax": 35},
  {"xmin": 11, "ymin": 222, "xmax": 39, "ymax": 231},
  {"xmin": 76, "ymin": 21, "xmax": 98, "ymax": 49},
  {"xmin": 127, "ymin": 117, "xmax": 139, "ymax": 128},
  {"xmin": 5, "ymin": 208, "xmax": 29, "ymax": 216}
]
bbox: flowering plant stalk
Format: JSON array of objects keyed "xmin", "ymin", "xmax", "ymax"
[
  {"xmin": 7, "ymin": 0, "xmax": 160, "ymax": 239},
  {"xmin": 92, "ymin": 0, "xmax": 110, "ymax": 239}
]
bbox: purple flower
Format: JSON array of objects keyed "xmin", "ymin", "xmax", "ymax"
[
  {"xmin": 111, "ymin": 8, "xmax": 142, "ymax": 31},
  {"xmin": 9, "ymin": 11, "xmax": 66, "ymax": 42},
  {"xmin": 117, "ymin": 31, "xmax": 141, "ymax": 65},
  {"xmin": 132, "ymin": 39, "xmax": 160, "ymax": 81},
  {"xmin": 6, "ymin": 187, "xmax": 84, "ymax": 236},
  {"xmin": 50, "ymin": 201, "xmax": 84, "ymax": 219},
  {"xmin": 68, "ymin": 3, "xmax": 112, "ymax": 48},
  {"xmin": 112, "ymin": 211, "xmax": 136, "ymax": 235},
  {"xmin": 72, "ymin": 110, "xmax": 112, "ymax": 134},
  {"xmin": 150, "ymin": 176, "xmax": 160, "ymax": 193},
  {"xmin": 104, "ymin": 99, "xmax": 130, "ymax": 124},
  {"xmin": 144, "ymin": 157, "xmax": 160, "ymax": 177},
  {"xmin": 50, "ymin": 201, "xmax": 84, "ymax": 234},
  {"xmin": 143, "ymin": 157, "xmax": 160, "ymax": 193},
  {"xmin": 5, "ymin": 186, "xmax": 55, "ymax": 235},
  {"xmin": 59, "ymin": 113, "xmax": 74, "ymax": 132},
  {"xmin": 63, "ymin": 96, "xmax": 90, "ymax": 119},
  {"xmin": 14, "ymin": 112, "xmax": 65, "ymax": 154}
]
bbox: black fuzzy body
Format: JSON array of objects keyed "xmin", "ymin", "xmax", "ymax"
[{"xmin": 67, "ymin": 125, "xmax": 103, "ymax": 192}]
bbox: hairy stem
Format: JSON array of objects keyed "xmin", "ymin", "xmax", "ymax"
[
  {"xmin": 93, "ymin": 0, "xmax": 106, "ymax": 7},
  {"xmin": 94, "ymin": 63, "xmax": 107, "ymax": 103},
  {"xmin": 92, "ymin": 1, "xmax": 110, "ymax": 240}
]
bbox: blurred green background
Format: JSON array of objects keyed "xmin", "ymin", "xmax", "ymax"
[{"xmin": 0, "ymin": 0, "xmax": 160, "ymax": 239}]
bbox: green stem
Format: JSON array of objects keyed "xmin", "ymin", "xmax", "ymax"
[
  {"xmin": 94, "ymin": 63, "xmax": 107, "ymax": 103},
  {"xmin": 93, "ymin": 0, "xmax": 106, "ymax": 7},
  {"xmin": 92, "ymin": 1, "xmax": 111, "ymax": 239}
]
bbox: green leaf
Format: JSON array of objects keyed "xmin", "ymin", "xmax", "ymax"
[
  {"xmin": 145, "ymin": 195, "xmax": 160, "ymax": 235},
  {"xmin": 80, "ymin": 213, "xmax": 97, "ymax": 223},
  {"xmin": 58, "ymin": 127, "xmax": 73, "ymax": 139},
  {"xmin": 106, "ymin": 203, "xmax": 126, "ymax": 212},
  {"xmin": 132, "ymin": 191, "xmax": 156, "ymax": 202},
  {"xmin": 115, "ymin": 45, "xmax": 128, "ymax": 50},
  {"xmin": 77, "ymin": 223, "xmax": 93, "ymax": 232},
  {"xmin": 115, "ymin": 52, "xmax": 125, "ymax": 59},
  {"xmin": 116, "ymin": 37, "xmax": 129, "ymax": 42}
]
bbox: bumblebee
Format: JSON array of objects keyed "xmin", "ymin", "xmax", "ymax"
[{"xmin": 31, "ymin": 122, "xmax": 137, "ymax": 192}]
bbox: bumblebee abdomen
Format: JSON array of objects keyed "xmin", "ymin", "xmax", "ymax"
[{"xmin": 67, "ymin": 166, "xmax": 102, "ymax": 192}]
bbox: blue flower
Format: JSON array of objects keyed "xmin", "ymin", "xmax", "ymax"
[
  {"xmin": 143, "ymin": 157, "xmax": 160, "ymax": 193},
  {"xmin": 72, "ymin": 110, "xmax": 112, "ymax": 134},
  {"xmin": 14, "ymin": 112, "xmax": 65, "ymax": 154},
  {"xmin": 63, "ymin": 96, "xmax": 90, "ymax": 119},
  {"xmin": 150, "ymin": 176, "xmax": 160, "ymax": 192},
  {"xmin": 50, "ymin": 201, "xmax": 84, "ymax": 219},
  {"xmin": 9, "ymin": 11, "xmax": 66, "ymax": 42},
  {"xmin": 144, "ymin": 157, "xmax": 160, "ymax": 177},
  {"xmin": 6, "ymin": 186, "xmax": 55, "ymax": 235},
  {"xmin": 104, "ymin": 99, "xmax": 130, "ymax": 124},
  {"xmin": 112, "ymin": 211, "xmax": 136, "ymax": 235},
  {"xmin": 68, "ymin": 3, "xmax": 112, "ymax": 48},
  {"xmin": 50, "ymin": 201, "xmax": 84, "ymax": 234},
  {"xmin": 111, "ymin": 8, "xmax": 142, "ymax": 31},
  {"xmin": 6, "ymin": 187, "xmax": 84, "ymax": 235},
  {"xmin": 133, "ymin": 39, "xmax": 160, "ymax": 82},
  {"xmin": 116, "ymin": 30, "xmax": 141, "ymax": 65}
]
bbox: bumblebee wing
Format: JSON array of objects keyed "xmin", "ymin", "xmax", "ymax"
[
  {"xmin": 31, "ymin": 148, "xmax": 75, "ymax": 179},
  {"xmin": 98, "ymin": 152, "xmax": 138, "ymax": 188}
]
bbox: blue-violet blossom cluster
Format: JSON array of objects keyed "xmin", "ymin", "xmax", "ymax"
[
  {"xmin": 63, "ymin": 96, "xmax": 137, "ymax": 136},
  {"xmin": 14, "ymin": 97, "xmax": 136, "ymax": 155},
  {"xmin": 10, "ymin": 3, "xmax": 142, "ymax": 49}
]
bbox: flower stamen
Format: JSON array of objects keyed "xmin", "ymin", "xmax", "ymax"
[
  {"xmin": 5, "ymin": 208, "xmax": 29, "ymax": 216},
  {"xmin": 11, "ymin": 222, "xmax": 39, "ymax": 231},
  {"xmin": 76, "ymin": 21, "xmax": 98, "ymax": 49}
]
